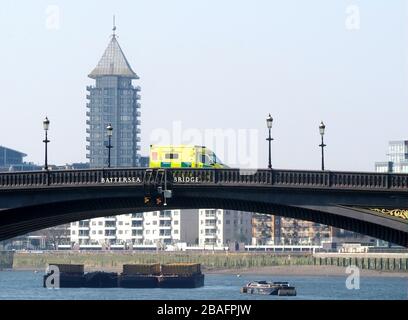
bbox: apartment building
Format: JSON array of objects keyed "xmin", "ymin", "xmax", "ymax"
[
  {"xmin": 198, "ymin": 209, "xmax": 252, "ymax": 246},
  {"xmin": 70, "ymin": 210, "xmax": 198, "ymax": 246}
]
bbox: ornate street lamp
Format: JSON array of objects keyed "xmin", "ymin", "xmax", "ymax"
[
  {"xmin": 43, "ymin": 117, "xmax": 50, "ymax": 170},
  {"xmin": 266, "ymin": 114, "xmax": 273, "ymax": 169},
  {"xmin": 319, "ymin": 121, "xmax": 326, "ymax": 171},
  {"xmin": 106, "ymin": 124, "xmax": 113, "ymax": 168}
]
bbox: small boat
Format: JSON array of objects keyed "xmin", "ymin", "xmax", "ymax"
[{"xmin": 240, "ymin": 280, "xmax": 296, "ymax": 296}]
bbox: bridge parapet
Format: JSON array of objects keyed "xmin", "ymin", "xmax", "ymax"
[{"xmin": 0, "ymin": 168, "xmax": 407, "ymax": 191}]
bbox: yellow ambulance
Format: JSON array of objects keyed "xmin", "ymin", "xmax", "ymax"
[{"xmin": 149, "ymin": 145, "xmax": 227, "ymax": 168}]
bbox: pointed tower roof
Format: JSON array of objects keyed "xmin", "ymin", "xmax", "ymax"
[{"xmin": 88, "ymin": 34, "xmax": 139, "ymax": 79}]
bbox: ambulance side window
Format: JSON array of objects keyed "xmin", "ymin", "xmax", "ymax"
[
  {"xmin": 201, "ymin": 154, "xmax": 213, "ymax": 165},
  {"xmin": 165, "ymin": 153, "xmax": 179, "ymax": 160}
]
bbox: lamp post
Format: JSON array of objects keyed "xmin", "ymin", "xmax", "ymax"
[
  {"xmin": 266, "ymin": 114, "xmax": 273, "ymax": 169},
  {"xmin": 319, "ymin": 121, "xmax": 326, "ymax": 171},
  {"xmin": 43, "ymin": 117, "xmax": 50, "ymax": 170},
  {"xmin": 106, "ymin": 124, "xmax": 113, "ymax": 168}
]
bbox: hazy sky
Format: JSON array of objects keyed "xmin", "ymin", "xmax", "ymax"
[{"xmin": 0, "ymin": 0, "xmax": 407, "ymax": 171}]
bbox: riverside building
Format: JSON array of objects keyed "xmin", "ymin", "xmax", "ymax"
[
  {"xmin": 69, "ymin": 210, "xmax": 199, "ymax": 247},
  {"xmin": 198, "ymin": 209, "xmax": 252, "ymax": 246}
]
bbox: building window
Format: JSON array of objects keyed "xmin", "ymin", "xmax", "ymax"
[
  {"xmin": 226, "ymin": 220, "xmax": 230, "ymax": 225},
  {"xmin": 174, "ymin": 220, "xmax": 179, "ymax": 225},
  {"xmin": 174, "ymin": 229, "xmax": 179, "ymax": 234}
]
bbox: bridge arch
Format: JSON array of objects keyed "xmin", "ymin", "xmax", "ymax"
[{"xmin": 0, "ymin": 168, "xmax": 407, "ymax": 247}]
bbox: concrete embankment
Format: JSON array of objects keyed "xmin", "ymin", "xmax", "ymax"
[
  {"xmin": 0, "ymin": 251, "xmax": 14, "ymax": 269},
  {"xmin": 9, "ymin": 251, "xmax": 408, "ymax": 276}
]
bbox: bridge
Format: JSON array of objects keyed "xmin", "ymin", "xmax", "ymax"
[{"xmin": 0, "ymin": 168, "xmax": 407, "ymax": 247}]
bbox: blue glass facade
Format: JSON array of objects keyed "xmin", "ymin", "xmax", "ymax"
[{"xmin": 86, "ymin": 36, "xmax": 141, "ymax": 168}]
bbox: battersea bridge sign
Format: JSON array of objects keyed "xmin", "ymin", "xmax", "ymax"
[{"xmin": 100, "ymin": 176, "xmax": 200, "ymax": 184}]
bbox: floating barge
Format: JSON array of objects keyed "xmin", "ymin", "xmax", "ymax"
[
  {"xmin": 158, "ymin": 263, "xmax": 204, "ymax": 288},
  {"xmin": 241, "ymin": 280, "xmax": 296, "ymax": 296},
  {"xmin": 119, "ymin": 263, "xmax": 204, "ymax": 288},
  {"xmin": 43, "ymin": 263, "xmax": 204, "ymax": 289},
  {"xmin": 118, "ymin": 263, "xmax": 160, "ymax": 288}
]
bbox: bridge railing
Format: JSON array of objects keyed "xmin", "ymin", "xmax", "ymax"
[{"xmin": 0, "ymin": 168, "xmax": 407, "ymax": 191}]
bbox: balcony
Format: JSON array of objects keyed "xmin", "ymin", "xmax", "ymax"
[
  {"xmin": 131, "ymin": 222, "xmax": 143, "ymax": 228},
  {"xmin": 204, "ymin": 233, "xmax": 217, "ymax": 238},
  {"xmin": 86, "ymin": 85, "xmax": 93, "ymax": 91},
  {"xmin": 86, "ymin": 103, "xmax": 91, "ymax": 108},
  {"xmin": 78, "ymin": 221, "xmax": 90, "ymax": 228},
  {"xmin": 132, "ymin": 232, "xmax": 143, "ymax": 237},
  {"xmin": 205, "ymin": 224, "xmax": 217, "ymax": 228},
  {"xmin": 131, "ymin": 212, "xmax": 144, "ymax": 217},
  {"xmin": 86, "ymin": 112, "xmax": 90, "ymax": 117},
  {"xmin": 159, "ymin": 211, "xmax": 172, "ymax": 218},
  {"xmin": 86, "ymin": 95, "xmax": 91, "ymax": 100}
]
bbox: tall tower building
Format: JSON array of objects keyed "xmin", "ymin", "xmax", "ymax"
[{"xmin": 86, "ymin": 26, "xmax": 141, "ymax": 167}]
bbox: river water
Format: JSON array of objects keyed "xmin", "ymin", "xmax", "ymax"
[{"xmin": 0, "ymin": 271, "xmax": 406, "ymax": 300}]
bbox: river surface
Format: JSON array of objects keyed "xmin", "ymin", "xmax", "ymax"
[{"xmin": 0, "ymin": 271, "xmax": 406, "ymax": 300}]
